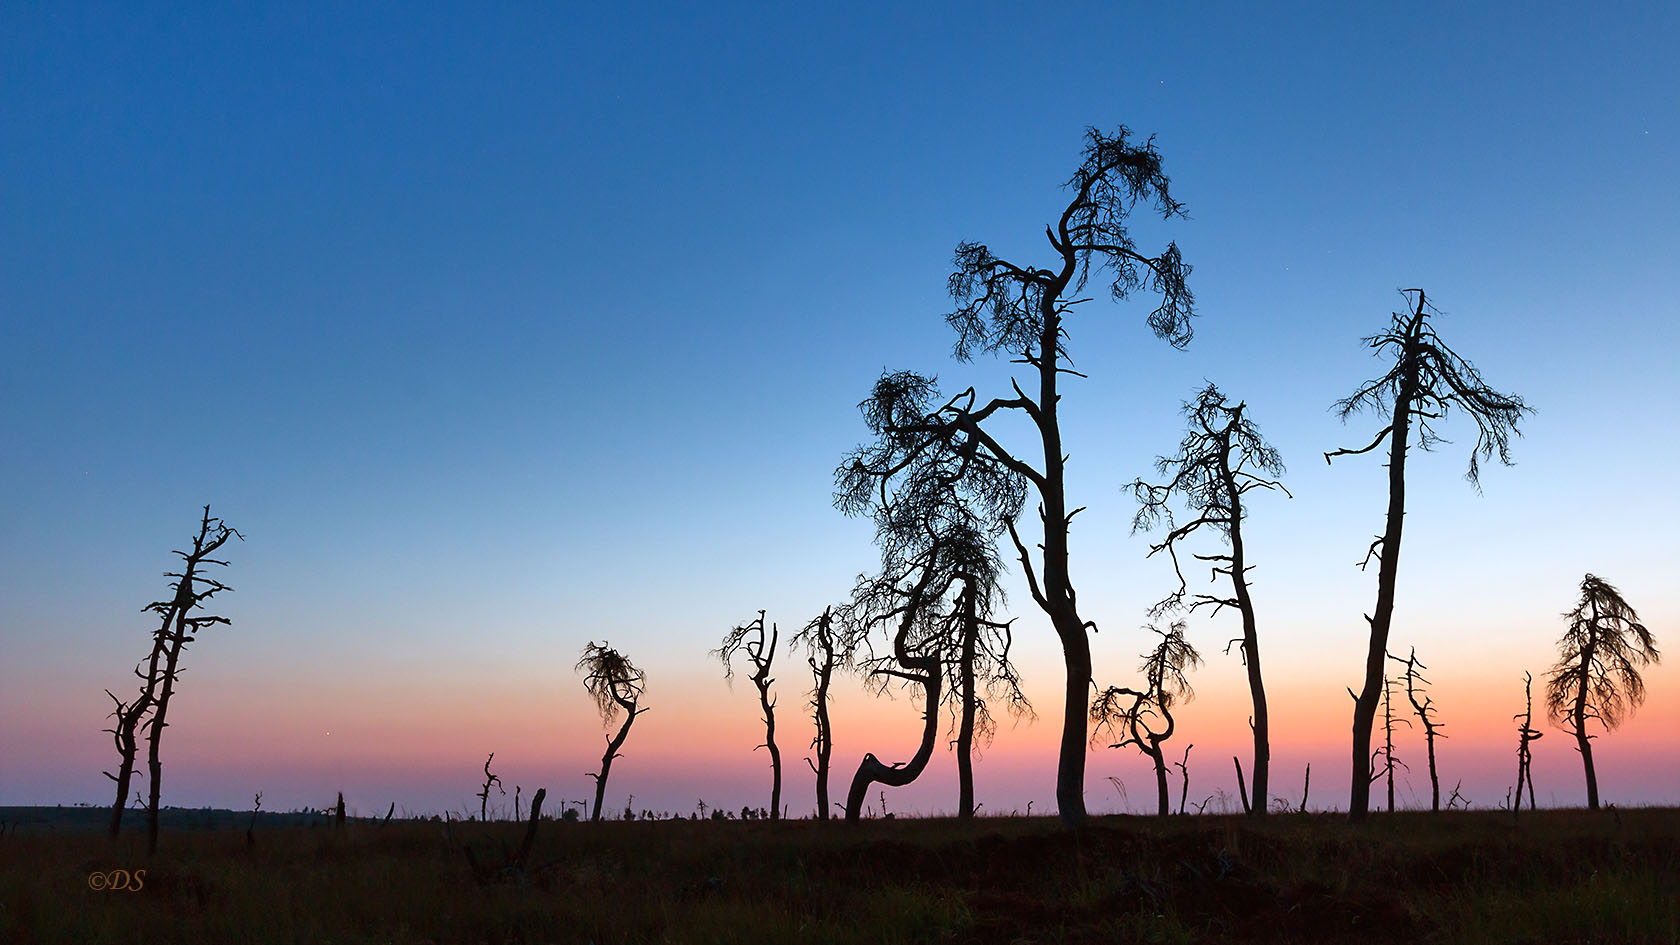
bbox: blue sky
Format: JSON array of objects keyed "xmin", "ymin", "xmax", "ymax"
[{"xmin": 3, "ymin": 2, "xmax": 1676, "ymax": 814}]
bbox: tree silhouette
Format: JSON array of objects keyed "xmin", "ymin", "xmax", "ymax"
[
  {"xmin": 944, "ymin": 559, "xmax": 1030, "ymax": 821},
  {"xmin": 793, "ymin": 605, "xmax": 841, "ymax": 820},
  {"xmin": 1545, "ymin": 574, "xmax": 1659, "ymax": 810},
  {"xmin": 1091, "ymin": 620, "xmax": 1201, "ymax": 817},
  {"xmin": 1131, "ymin": 384, "xmax": 1287, "ymax": 817},
  {"xmin": 1514, "ymin": 671, "xmax": 1543, "ymax": 814},
  {"xmin": 714, "ymin": 611, "xmax": 783, "ymax": 822},
  {"xmin": 839, "ymin": 126, "xmax": 1194, "ymax": 826},
  {"xmin": 102, "ymin": 506, "xmax": 240, "ymax": 852},
  {"xmin": 576, "ymin": 642, "xmax": 646, "ymax": 822},
  {"xmin": 1389, "ymin": 647, "xmax": 1447, "ymax": 811},
  {"xmin": 1371, "ymin": 671, "xmax": 1410, "ymax": 813},
  {"xmin": 478, "ymin": 753, "xmax": 504, "ymax": 822},
  {"xmin": 1326, "ymin": 289, "xmax": 1529, "ymax": 823}
]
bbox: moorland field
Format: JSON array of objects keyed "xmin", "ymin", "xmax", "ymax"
[{"xmin": 2, "ymin": 807, "xmax": 1677, "ymax": 944}]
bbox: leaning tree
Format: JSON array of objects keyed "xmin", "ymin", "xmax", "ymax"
[
  {"xmin": 1091, "ymin": 620, "xmax": 1201, "ymax": 817},
  {"xmin": 102, "ymin": 505, "xmax": 240, "ymax": 852},
  {"xmin": 1326, "ymin": 289, "xmax": 1529, "ymax": 823},
  {"xmin": 1545, "ymin": 574, "xmax": 1660, "ymax": 810},
  {"xmin": 714, "ymin": 611, "xmax": 783, "ymax": 821},
  {"xmin": 576, "ymin": 642, "xmax": 647, "ymax": 822},
  {"xmin": 839, "ymin": 126, "xmax": 1194, "ymax": 826},
  {"xmin": 1131, "ymin": 384, "xmax": 1286, "ymax": 817}
]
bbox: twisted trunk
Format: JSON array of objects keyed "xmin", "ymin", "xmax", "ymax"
[{"xmin": 845, "ymin": 654, "xmax": 943, "ymax": 821}]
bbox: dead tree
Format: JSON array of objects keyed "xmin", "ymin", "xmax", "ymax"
[
  {"xmin": 838, "ymin": 537, "xmax": 953, "ymax": 823},
  {"xmin": 837, "ymin": 362, "xmax": 1031, "ymax": 822},
  {"xmin": 1091, "ymin": 620, "xmax": 1201, "ymax": 817},
  {"xmin": 937, "ymin": 540, "xmax": 1030, "ymax": 820},
  {"xmin": 1514, "ymin": 672, "xmax": 1544, "ymax": 814},
  {"xmin": 576, "ymin": 642, "xmax": 647, "ymax": 822},
  {"xmin": 478, "ymin": 753, "xmax": 504, "ymax": 822},
  {"xmin": 1545, "ymin": 574, "xmax": 1659, "ymax": 810},
  {"xmin": 1368, "ymin": 671, "xmax": 1411, "ymax": 813},
  {"xmin": 794, "ymin": 605, "xmax": 842, "ymax": 820},
  {"xmin": 1174, "ymin": 745, "xmax": 1192, "ymax": 815},
  {"xmin": 1326, "ymin": 289, "xmax": 1529, "ymax": 823},
  {"xmin": 100, "ymin": 507, "xmax": 240, "ymax": 851},
  {"xmin": 715, "ymin": 611, "xmax": 783, "ymax": 822},
  {"xmin": 1390, "ymin": 647, "xmax": 1447, "ymax": 811},
  {"xmin": 838, "ymin": 127, "xmax": 1194, "ymax": 827},
  {"xmin": 1132, "ymin": 383, "xmax": 1287, "ymax": 818},
  {"xmin": 104, "ymin": 507, "xmax": 240, "ymax": 837}
]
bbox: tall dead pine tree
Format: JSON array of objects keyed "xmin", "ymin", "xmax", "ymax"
[
  {"xmin": 1545, "ymin": 574, "xmax": 1659, "ymax": 810},
  {"xmin": 1131, "ymin": 384, "xmax": 1287, "ymax": 817},
  {"xmin": 103, "ymin": 506, "xmax": 240, "ymax": 852},
  {"xmin": 576, "ymin": 642, "xmax": 646, "ymax": 822},
  {"xmin": 1389, "ymin": 647, "xmax": 1447, "ymax": 811},
  {"xmin": 1326, "ymin": 289, "xmax": 1528, "ymax": 823},
  {"xmin": 715, "ymin": 611, "xmax": 783, "ymax": 822}
]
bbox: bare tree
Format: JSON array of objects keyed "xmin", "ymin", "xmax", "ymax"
[
  {"xmin": 1091, "ymin": 620, "xmax": 1201, "ymax": 817},
  {"xmin": 1132, "ymin": 384, "xmax": 1287, "ymax": 818},
  {"xmin": 793, "ymin": 606, "xmax": 841, "ymax": 820},
  {"xmin": 1372, "ymin": 672, "xmax": 1411, "ymax": 813},
  {"xmin": 576, "ymin": 642, "xmax": 647, "ymax": 822},
  {"xmin": 1389, "ymin": 647, "xmax": 1447, "ymax": 811},
  {"xmin": 1326, "ymin": 289, "xmax": 1529, "ymax": 823},
  {"xmin": 714, "ymin": 611, "xmax": 783, "ymax": 822},
  {"xmin": 478, "ymin": 753, "xmax": 504, "ymax": 822},
  {"xmin": 838, "ymin": 127, "xmax": 1193, "ymax": 826},
  {"xmin": 1514, "ymin": 671, "xmax": 1543, "ymax": 814},
  {"xmin": 1545, "ymin": 574, "xmax": 1660, "ymax": 810},
  {"xmin": 101, "ymin": 507, "xmax": 240, "ymax": 851},
  {"xmin": 837, "ymin": 358, "xmax": 1030, "ymax": 822},
  {"xmin": 835, "ymin": 533, "xmax": 957, "ymax": 822},
  {"xmin": 944, "ymin": 568, "xmax": 1031, "ymax": 820}
]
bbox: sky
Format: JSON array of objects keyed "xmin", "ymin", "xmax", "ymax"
[{"xmin": 3, "ymin": 2, "xmax": 1677, "ymax": 819}]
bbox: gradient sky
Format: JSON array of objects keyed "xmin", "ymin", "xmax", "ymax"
[{"xmin": 3, "ymin": 2, "xmax": 1677, "ymax": 819}]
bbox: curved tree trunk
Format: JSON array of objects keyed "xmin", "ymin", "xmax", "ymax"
[
  {"xmin": 1149, "ymin": 744, "xmax": 1170, "ymax": 817},
  {"xmin": 845, "ymin": 655, "xmax": 942, "ymax": 821}
]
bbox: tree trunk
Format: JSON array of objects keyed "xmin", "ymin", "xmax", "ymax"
[
  {"xmin": 845, "ymin": 655, "xmax": 942, "ymax": 821},
  {"xmin": 1349, "ymin": 371, "xmax": 1414, "ymax": 824},
  {"xmin": 591, "ymin": 704, "xmax": 639, "ymax": 822},
  {"xmin": 957, "ymin": 584, "xmax": 979, "ymax": 819},
  {"xmin": 810, "ymin": 611, "xmax": 834, "ymax": 821},
  {"xmin": 145, "ymin": 615, "xmax": 191, "ymax": 855},
  {"xmin": 1037, "ymin": 294, "xmax": 1092, "ymax": 829},
  {"xmin": 758, "ymin": 676, "xmax": 781, "ymax": 822},
  {"xmin": 1574, "ymin": 598, "xmax": 1600, "ymax": 810},
  {"xmin": 1223, "ymin": 447, "xmax": 1268, "ymax": 819}
]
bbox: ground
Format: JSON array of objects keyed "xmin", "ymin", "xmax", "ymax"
[{"xmin": 2, "ymin": 807, "xmax": 1676, "ymax": 944}]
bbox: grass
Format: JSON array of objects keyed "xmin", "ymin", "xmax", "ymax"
[{"xmin": 2, "ymin": 808, "xmax": 1676, "ymax": 944}]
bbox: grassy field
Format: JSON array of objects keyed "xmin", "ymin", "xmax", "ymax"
[{"xmin": 1, "ymin": 808, "xmax": 1676, "ymax": 944}]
